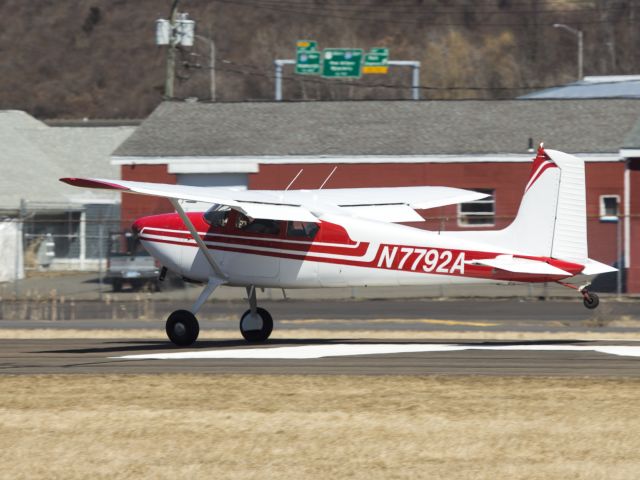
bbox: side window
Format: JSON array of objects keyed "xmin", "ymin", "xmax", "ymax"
[
  {"xmin": 599, "ymin": 195, "xmax": 620, "ymax": 222},
  {"xmin": 236, "ymin": 214, "xmax": 281, "ymax": 235},
  {"xmin": 287, "ymin": 221, "xmax": 319, "ymax": 239},
  {"xmin": 457, "ymin": 189, "xmax": 495, "ymax": 227}
]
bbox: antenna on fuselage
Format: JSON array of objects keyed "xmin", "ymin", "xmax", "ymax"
[{"xmin": 318, "ymin": 166, "xmax": 337, "ymax": 190}]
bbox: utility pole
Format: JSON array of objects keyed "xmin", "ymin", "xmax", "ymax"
[{"xmin": 164, "ymin": 0, "xmax": 180, "ymax": 99}]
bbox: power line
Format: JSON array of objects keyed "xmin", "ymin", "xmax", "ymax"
[
  {"xmin": 212, "ymin": 0, "xmax": 640, "ymax": 27},
  {"xmin": 219, "ymin": 0, "xmax": 638, "ymax": 15}
]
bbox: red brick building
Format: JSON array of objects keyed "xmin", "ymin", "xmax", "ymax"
[{"xmin": 111, "ymin": 100, "xmax": 640, "ymax": 292}]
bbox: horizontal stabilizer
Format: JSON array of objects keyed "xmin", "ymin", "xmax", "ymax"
[
  {"xmin": 468, "ymin": 255, "xmax": 571, "ymax": 276},
  {"xmin": 581, "ymin": 259, "xmax": 618, "ymax": 276}
]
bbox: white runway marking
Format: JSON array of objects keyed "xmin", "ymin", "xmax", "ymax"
[{"xmin": 113, "ymin": 343, "xmax": 640, "ymax": 361}]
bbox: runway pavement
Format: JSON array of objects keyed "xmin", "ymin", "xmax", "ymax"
[
  {"xmin": 2, "ymin": 337, "xmax": 640, "ymax": 376},
  {"xmin": 2, "ymin": 299, "xmax": 639, "ymax": 376}
]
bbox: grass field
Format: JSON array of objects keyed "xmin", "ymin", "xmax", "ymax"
[{"xmin": 1, "ymin": 374, "xmax": 639, "ymax": 479}]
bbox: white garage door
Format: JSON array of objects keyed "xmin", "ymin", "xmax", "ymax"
[
  {"xmin": 176, "ymin": 173, "xmax": 248, "ymax": 189},
  {"xmin": 176, "ymin": 173, "xmax": 248, "ymax": 212}
]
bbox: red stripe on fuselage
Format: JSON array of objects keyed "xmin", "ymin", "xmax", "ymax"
[
  {"xmin": 141, "ymin": 227, "xmax": 369, "ymax": 256},
  {"xmin": 139, "ymin": 229, "xmax": 580, "ymax": 283}
]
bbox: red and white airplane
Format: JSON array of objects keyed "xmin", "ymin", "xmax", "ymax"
[{"xmin": 61, "ymin": 145, "xmax": 616, "ymax": 346}]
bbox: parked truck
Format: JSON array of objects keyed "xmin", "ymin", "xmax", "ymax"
[{"xmin": 106, "ymin": 231, "xmax": 161, "ymax": 292}]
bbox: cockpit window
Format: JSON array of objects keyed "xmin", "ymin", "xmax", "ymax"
[
  {"xmin": 203, "ymin": 204, "xmax": 230, "ymax": 227},
  {"xmin": 236, "ymin": 213, "xmax": 281, "ymax": 235},
  {"xmin": 287, "ymin": 221, "xmax": 318, "ymax": 239}
]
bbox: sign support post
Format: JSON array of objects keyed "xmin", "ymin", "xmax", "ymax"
[
  {"xmin": 274, "ymin": 58, "xmax": 421, "ymax": 101},
  {"xmin": 274, "ymin": 59, "xmax": 295, "ymax": 101}
]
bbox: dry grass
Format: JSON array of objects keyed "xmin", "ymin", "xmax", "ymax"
[
  {"xmin": 2, "ymin": 328, "xmax": 640, "ymax": 341},
  {"xmin": 0, "ymin": 375, "xmax": 639, "ymax": 479}
]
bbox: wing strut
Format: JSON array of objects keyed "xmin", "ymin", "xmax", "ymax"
[{"xmin": 169, "ymin": 199, "xmax": 228, "ymax": 281}]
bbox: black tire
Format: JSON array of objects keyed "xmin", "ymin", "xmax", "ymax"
[
  {"xmin": 112, "ymin": 279, "xmax": 123, "ymax": 292},
  {"xmin": 166, "ymin": 309, "xmax": 199, "ymax": 346},
  {"xmin": 240, "ymin": 307, "xmax": 273, "ymax": 343},
  {"xmin": 583, "ymin": 292, "xmax": 600, "ymax": 310}
]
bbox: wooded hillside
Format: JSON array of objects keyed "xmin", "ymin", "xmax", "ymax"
[{"xmin": 1, "ymin": 0, "xmax": 638, "ymax": 119}]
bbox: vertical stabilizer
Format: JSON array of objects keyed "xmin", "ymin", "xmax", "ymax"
[
  {"xmin": 462, "ymin": 145, "xmax": 588, "ymax": 263},
  {"xmin": 496, "ymin": 146, "xmax": 561, "ymax": 257}
]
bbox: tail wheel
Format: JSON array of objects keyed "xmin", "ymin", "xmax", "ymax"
[
  {"xmin": 583, "ymin": 292, "xmax": 600, "ymax": 310},
  {"xmin": 240, "ymin": 307, "xmax": 273, "ymax": 343},
  {"xmin": 166, "ymin": 309, "xmax": 200, "ymax": 346}
]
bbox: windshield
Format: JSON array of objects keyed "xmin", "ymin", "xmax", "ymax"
[{"xmin": 203, "ymin": 204, "xmax": 231, "ymax": 227}]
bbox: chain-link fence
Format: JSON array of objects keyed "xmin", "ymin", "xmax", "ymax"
[
  {"xmin": 0, "ymin": 206, "xmax": 631, "ymax": 294},
  {"xmin": 16, "ymin": 203, "xmax": 120, "ymax": 271}
]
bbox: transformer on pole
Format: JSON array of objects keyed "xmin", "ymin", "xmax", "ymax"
[{"xmin": 156, "ymin": 1, "xmax": 196, "ymax": 99}]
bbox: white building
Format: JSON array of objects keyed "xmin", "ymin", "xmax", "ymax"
[{"xmin": 0, "ymin": 111, "xmax": 135, "ymax": 274}]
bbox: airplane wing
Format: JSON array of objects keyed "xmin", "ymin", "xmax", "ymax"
[
  {"xmin": 60, "ymin": 178, "xmax": 318, "ymax": 222},
  {"xmin": 60, "ymin": 178, "xmax": 488, "ymax": 223},
  {"xmin": 296, "ymin": 186, "xmax": 489, "ymax": 222}
]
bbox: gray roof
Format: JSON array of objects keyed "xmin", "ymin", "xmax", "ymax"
[
  {"xmin": 622, "ymin": 117, "xmax": 640, "ymax": 149},
  {"xmin": 0, "ymin": 111, "xmax": 135, "ymax": 211},
  {"xmin": 519, "ymin": 75, "xmax": 640, "ymax": 100},
  {"xmin": 113, "ymin": 100, "xmax": 640, "ymax": 157}
]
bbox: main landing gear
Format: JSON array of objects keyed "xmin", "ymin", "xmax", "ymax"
[
  {"xmin": 558, "ymin": 281, "xmax": 599, "ymax": 310},
  {"xmin": 166, "ymin": 309, "xmax": 200, "ymax": 346},
  {"xmin": 165, "ymin": 279, "xmax": 273, "ymax": 347}
]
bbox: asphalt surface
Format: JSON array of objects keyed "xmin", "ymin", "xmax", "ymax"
[
  {"xmin": 2, "ymin": 299, "xmax": 639, "ymax": 377},
  {"xmin": 2, "ymin": 338, "xmax": 640, "ymax": 376},
  {"xmin": 1, "ymin": 298, "xmax": 639, "ymax": 332}
]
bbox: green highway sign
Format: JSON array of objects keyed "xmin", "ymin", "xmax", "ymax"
[
  {"xmin": 295, "ymin": 50, "xmax": 321, "ymax": 75},
  {"xmin": 296, "ymin": 40, "xmax": 318, "ymax": 52},
  {"xmin": 363, "ymin": 47, "xmax": 389, "ymax": 74},
  {"xmin": 321, "ymin": 48, "xmax": 364, "ymax": 78},
  {"xmin": 364, "ymin": 47, "xmax": 389, "ymax": 65}
]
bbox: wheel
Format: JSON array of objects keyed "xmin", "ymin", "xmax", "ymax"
[
  {"xmin": 240, "ymin": 307, "xmax": 273, "ymax": 343},
  {"xmin": 583, "ymin": 292, "xmax": 600, "ymax": 309},
  {"xmin": 166, "ymin": 309, "xmax": 199, "ymax": 346},
  {"xmin": 112, "ymin": 279, "xmax": 122, "ymax": 292}
]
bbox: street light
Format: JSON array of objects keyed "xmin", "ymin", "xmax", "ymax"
[
  {"xmin": 553, "ymin": 23, "xmax": 584, "ymax": 80},
  {"xmin": 194, "ymin": 35, "xmax": 216, "ymax": 101}
]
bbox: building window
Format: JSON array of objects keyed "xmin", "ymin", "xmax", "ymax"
[
  {"xmin": 599, "ymin": 195, "xmax": 620, "ymax": 222},
  {"xmin": 458, "ymin": 189, "xmax": 495, "ymax": 227}
]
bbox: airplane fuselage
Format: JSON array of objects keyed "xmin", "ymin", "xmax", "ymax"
[{"xmin": 133, "ymin": 210, "xmax": 583, "ymax": 289}]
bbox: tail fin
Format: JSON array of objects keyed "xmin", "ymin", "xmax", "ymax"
[{"xmin": 496, "ymin": 145, "xmax": 587, "ymax": 263}]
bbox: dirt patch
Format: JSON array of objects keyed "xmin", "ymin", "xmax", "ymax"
[{"xmin": 0, "ymin": 375, "xmax": 639, "ymax": 479}]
